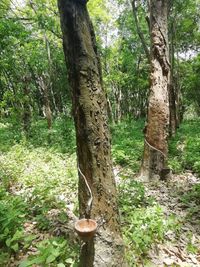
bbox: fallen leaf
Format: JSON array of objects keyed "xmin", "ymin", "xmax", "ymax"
[{"xmin": 163, "ymin": 257, "xmax": 174, "ymax": 266}]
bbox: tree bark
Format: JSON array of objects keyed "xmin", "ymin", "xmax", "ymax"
[
  {"xmin": 58, "ymin": 1, "xmax": 126, "ymax": 266},
  {"xmin": 139, "ymin": 0, "xmax": 170, "ymax": 181}
]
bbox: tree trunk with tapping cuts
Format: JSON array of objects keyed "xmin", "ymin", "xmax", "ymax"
[
  {"xmin": 58, "ymin": 1, "xmax": 126, "ymax": 266},
  {"xmin": 139, "ymin": 0, "xmax": 170, "ymax": 181}
]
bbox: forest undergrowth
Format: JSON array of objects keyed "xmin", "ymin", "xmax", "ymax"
[{"xmin": 0, "ymin": 117, "xmax": 200, "ymax": 266}]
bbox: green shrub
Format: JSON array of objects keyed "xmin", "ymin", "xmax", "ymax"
[
  {"xmin": 181, "ymin": 184, "xmax": 200, "ymax": 205},
  {"xmin": 168, "ymin": 119, "xmax": 200, "ymax": 174},
  {"xmin": 119, "ymin": 180, "xmax": 153, "ymax": 209},
  {"xmin": 119, "ymin": 179, "xmax": 178, "ymax": 265},
  {"xmin": 19, "ymin": 237, "xmax": 78, "ymax": 267},
  {"xmin": 123, "ymin": 205, "xmax": 167, "ymax": 255},
  {"xmin": 111, "ymin": 120, "xmax": 144, "ymax": 172},
  {"xmin": 0, "ymin": 189, "xmax": 27, "ymax": 264},
  {"xmin": 0, "ymin": 118, "xmax": 78, "ymax": 265}
]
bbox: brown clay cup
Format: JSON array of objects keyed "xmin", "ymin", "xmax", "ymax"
[{"xmin": 74, "ymin": 219, "xmax": 97, "ymax": 241}]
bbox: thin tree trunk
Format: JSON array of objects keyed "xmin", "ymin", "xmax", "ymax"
[
  {"xmin": 44, "ymin": 33, "xmax": 58, "ymax": 115},
  {"xmin": 175, "ymin": 50, "xmax": 182, "ymax": 125},
  {"xmin": 22, "ymin": 76, "xmax": 32, "ymax": 134},
  {"xmin": 140, "ymin": 0, "xmax": 170, "ymax": 181},
  {"xmin": 38, "ymin": 75, "xmax": 52, "ymax": 129},
  {"xmin": 131, "ymin": 0, "xmax": 150, "ymax": 63},
  {"xmin": 29, "ymin": 0, "xmax": 58, "ymax": 116},
  {"xmin": 168, "ymin": 81, "xmax": 177, "ymax": 136},
  {"xmin": 107, "ymin": 97, "xmax": 114, "ymax": 123},
  {"xmin": 58, "ymin": 1, "xmax": 126, "ymax": 266},
  {"xmin": 169, "ymin": 20, "xmax": 177, "ymax": 136},
  {"xmin": 115, "ymin": 87, "xmax": 122, "ymax": 123}
]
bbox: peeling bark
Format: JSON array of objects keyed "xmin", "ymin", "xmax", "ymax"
[
  {"xmin": 140, "ymin": 0, "xmax": 170, "ymax": 181},
  {"xmin": 57, "ymin": 1, "xmax": 126, "ymax": 266}
]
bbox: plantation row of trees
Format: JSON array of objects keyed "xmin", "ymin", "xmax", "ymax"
[
  {"xmin": 0, "ymin": 0, "xmax": 70, "ymax": 131},
  {"xmin": 57, "ymin": 0, "xmax": 200, "ymax": 265},
  {"xmin": 1, "ymin": 0, "xmax": 199, "ymax": 183},
  {"xmin": 0, "ymin": 0, "xmax": 199, "ymax": 128},
  {"xmin": 0, "ymin": 0, "xmax": 199, "ymax": 266}
]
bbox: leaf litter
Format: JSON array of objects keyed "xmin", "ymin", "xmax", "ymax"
[{"xmin": 144, "ymin": 171, "xmax": 200, "ymax": 267}]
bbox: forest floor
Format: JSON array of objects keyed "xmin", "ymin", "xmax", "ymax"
[
  {"xmin": 0, "ymin": 118, "xmax": 200, "ymax": 267},
  {"xmin": 114, "ymin": 164, "xmax": 200, "ymax": 266},
  {"xmin": 141, "ymin": 172, "xmax": 200, "ymax": 266}
]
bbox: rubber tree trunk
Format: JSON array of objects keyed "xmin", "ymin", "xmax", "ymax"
[
  {"xmin": 57, "ymin": 1, "xmax": 126, "ymax": 266},
  {"xmin": 139, "ymin": 0, "xmax": 170, "ymax": 181}
]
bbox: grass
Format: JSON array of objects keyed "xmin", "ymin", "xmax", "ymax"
[{"xmin": 0, "ymin": 117, "xmax": 199, "ymax": 266}]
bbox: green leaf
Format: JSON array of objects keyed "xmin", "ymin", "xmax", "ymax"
[
  {"xmin": 46, "ymin": 254, "xmax": 56, "ymax": 264},
  {"xmin": 65, "ymin": 258, "xmax": 73, "ymax": 264},
  {"xmin": 57, "ymin": 263, "xmax": 65, "ymax": 267},
  {"xmin": 52, "ymin": 248, "xmax": 61, "ymax": 257},
  {"xmin": 5, "ymin": 238, "xmax": 11, "ymax": 247},
  {"xmin": 11, "ymin": 230, "xmax": 24, "ymax": 241},
  {"xmin": 11, "ymin": 242, "xmax": 19, "ymax": 252},
  {"xmin": 19, "ymin": 259, "xmax": 33, "ymax": 267}
]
